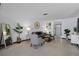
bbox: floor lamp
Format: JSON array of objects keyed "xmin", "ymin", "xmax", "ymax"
[
  {"xmin": 3, "ymin": 31, "xmax": 7, "ymax": 48},
  {"xmin": 26, "ymin": 27, "xmax": 31, "ymax": 40}
]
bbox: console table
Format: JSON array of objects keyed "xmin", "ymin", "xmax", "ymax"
[{"xmin": 71, "ymin": 34, "xmax": 79, "ymax": 45}]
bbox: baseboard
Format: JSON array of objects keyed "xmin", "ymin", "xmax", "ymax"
[
  {"xmin": 13, "ymin": 39, "xmax": 30, "ymax": 44},
  {"xmin": 62, "ymin": 38, "xmax": 71, "ymax": 40}
]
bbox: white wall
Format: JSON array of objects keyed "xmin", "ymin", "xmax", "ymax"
[
  {"xmin": 52, "ymin": 17, "xmax": 77, "ymax": 38},
  {"xmin": 62, "ymin": 17, "xmax": 77, "ymax": 38}
]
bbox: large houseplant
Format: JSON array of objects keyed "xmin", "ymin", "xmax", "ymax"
[
  {"xmin": 13, "ymin": 23, "xmax": 23, "ymax": 43},
  {"xmin": 64, "ymin": 29, "xmax": 70, "ymax": 40}
]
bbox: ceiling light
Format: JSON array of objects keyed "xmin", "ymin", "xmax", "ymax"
[{"xmin": 26, "ymin": 27, "xmax": 31, "ymax": 31}]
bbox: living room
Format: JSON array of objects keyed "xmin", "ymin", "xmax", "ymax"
[{"xmin": 0, "ymin": 3, "xmax": 79, "ymax": 56}]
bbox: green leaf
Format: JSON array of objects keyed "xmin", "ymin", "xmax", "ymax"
[{"xmin": 13, "ymin": 23, "xmax": 23, "ymax": 34}]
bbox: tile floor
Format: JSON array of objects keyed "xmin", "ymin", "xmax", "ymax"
[{"xmin": 0, "ymin": 39, "xmax": 79, "ymax": 56}]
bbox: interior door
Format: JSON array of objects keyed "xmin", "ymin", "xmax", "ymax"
[{"xmin": 55, "ymin": 24, "xmax": 62, "ymax": 38}]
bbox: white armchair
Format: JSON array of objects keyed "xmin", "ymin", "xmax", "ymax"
[{"xmin": 30, "ymin": 33, "xmax": 43, "ymax": 46}]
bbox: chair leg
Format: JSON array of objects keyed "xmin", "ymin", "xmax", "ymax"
[{"xmin": 40, "ymin": 43, "xmax": 42, "ymax": 46}]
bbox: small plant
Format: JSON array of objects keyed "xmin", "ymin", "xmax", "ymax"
[
  {"xmin": 13, "ymin": 23, "xmax": 23, "ymax": 43},
  {"xmin": 64, "ymin": 29, "xmax": 70, "ymax": 40}
]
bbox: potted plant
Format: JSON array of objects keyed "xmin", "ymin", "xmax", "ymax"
[
  {"xmin": 13, "ymin": 23, "xmax": 23, "ymax": 43},
  {"xmin": 64, "ymin": 29, "xmax": 70, "ymax": 40}
]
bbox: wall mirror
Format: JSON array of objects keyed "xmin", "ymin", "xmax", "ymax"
[{"xmin": 0, "ymin": 23, "xmax": 12, "ymax": 48}]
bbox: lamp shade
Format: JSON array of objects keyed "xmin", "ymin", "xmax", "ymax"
[
  {"xmin": 3, "ymin": 31, "xmax": 6, "ymax": 36},
  {"xmin": 26, "ymin": 27, "xmax": 31, "ymax": 31}
]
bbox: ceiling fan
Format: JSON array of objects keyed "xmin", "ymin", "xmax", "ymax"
[{"xmin": 43, "ymin": 13, "xmax": 48, "ymax": 15}]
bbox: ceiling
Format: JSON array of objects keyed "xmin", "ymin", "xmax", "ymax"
[{"xmin": 0, "ymin": 3, "xmax": 79, "ymax": 21}]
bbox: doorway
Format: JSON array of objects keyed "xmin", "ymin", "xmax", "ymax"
[{"xmin": 54, "ymin": 24, "xmax": 62, "ymax": 39}]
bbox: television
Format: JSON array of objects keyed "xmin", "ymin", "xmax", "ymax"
[{"xmin": 35, "ymin": 31, "xmax": 43, "ymax": 35}]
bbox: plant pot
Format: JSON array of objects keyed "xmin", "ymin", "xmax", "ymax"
[
  {"xmin": 66, "ymin": 36, "xmax": 68, "ymax": 40},
  {"xmin": 74, "ymin": 32, "xmax": 77, "ymax": 35},
  {"xmin": 17, "ymin": 37, "xmax": 21, "ymax": 43}
]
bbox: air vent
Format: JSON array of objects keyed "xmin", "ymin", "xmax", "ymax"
[{"xmin": 43, "ymin": 13, "xmax": 48, "ymax": 15}]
